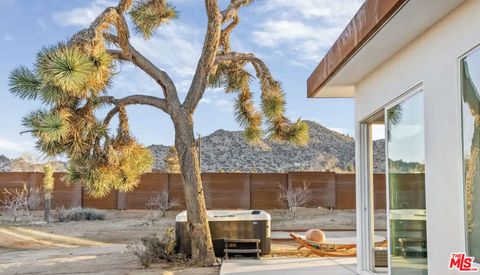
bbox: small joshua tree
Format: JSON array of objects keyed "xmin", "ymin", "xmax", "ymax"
[
  {"xmin": 147, "ymin": 191, "xmax": 179, "ymax": 217},
  {"xmin": 9, "ymin": 0, "xmax": 309, "ymax": 265},
  {"xmin": 279, "ymin": 181, "xmax": 312, "ymax": 218},
  {"xmin": 164, "ymin": 146, "xmax": 180, "ymax": 173},
  {"xmin": 43, "ymin": 164, "xmax": 54, "ymax": 223}
]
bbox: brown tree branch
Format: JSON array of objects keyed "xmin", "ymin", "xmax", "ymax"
[
  {"xmin": 183, "ymin": 0, "xmax": 222, "ymax": 112},
  {"xmin": 219, "ymin": 15, "xmax": 239, "ymax": 53},
  {"xmin": 116, "ymin": 0, "xmax": 133, "ymax": 13},
  {"xmin": 221, "ymin": 0, "xmax": 251, "ymax": 24},
  {"xmin": 107, "ymin": 49, "xmax": 129, "ymax": 61},
  {"xmin": 104, "ymin": 34, "xmax": 180, "ymax": 108},
  {"xmin": 100, "ymin": 95, "xmax": 169, "ymax": 125},
  {"xmin": 102, "ymin": 95, "xmax": 168, "ymax": 111}
]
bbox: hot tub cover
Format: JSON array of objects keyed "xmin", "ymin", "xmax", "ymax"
[{"xmin": 175, "ymin": 210, "xmax": 271, "ymax": 222}]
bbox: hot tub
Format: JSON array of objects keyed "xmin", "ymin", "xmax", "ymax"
[{"xmin": 175, "ymin": 210, "xmax": 271, "ymax": 257}]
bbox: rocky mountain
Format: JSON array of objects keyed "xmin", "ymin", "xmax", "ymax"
[
  {"xmin": 0, "ymin": 155, "xmax": 66, "ymax": 172},
  {"xmin": 149, "ymin": 121, "xmax": 385, "ymax": 173},
  {"xmin": 0, "ymin": 155, "xmax": 10, "ymax": 172},
  {"xmin": 0, "ymin": 121, "xmax": 386, "ymax": 173}
]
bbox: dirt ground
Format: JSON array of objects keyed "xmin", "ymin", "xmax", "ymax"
[{"xmin": 0, "ymin": 208, "xmax": 386, "ymax": 274}]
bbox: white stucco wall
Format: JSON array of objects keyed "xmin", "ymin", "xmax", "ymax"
[{"xmin": 354, "ymin": 0, "xmax": 480, "ymax": 274}]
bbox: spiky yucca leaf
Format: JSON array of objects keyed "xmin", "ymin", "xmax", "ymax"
[
  {"xmin": 225, "ymin": 66, "xmax": 251, "ymax": 93},
  {"xmin": 86, "ymin": 51, "xmax": 114, "ymax": 94},
  {"xmin": 21, "ymin": 109, "xmax": 47, "ymax": 132},
  {"xmin": 129, "ymin": 0, "xmax": 178, "ymax": 39},
  {"xmin": 64, "ymin": 140, "xmax": 153, "ymax": 198},
  {"xmin": 281, "ymin": 119, "xmax": 309, "ymax": 145},
  {"xmin": 40, "ymin": 83, "xmax": 69, "ymax": 105},
  {"xmin": 262, "ymin": 90, "xmax": 286, "ymax": 119},
  {"xmin": 37, "ymin": 45, "xmax": 93, "ymax": 96},
  {"xmin": 234, "ymin": 88, "xmax": 263, "ymax": 144},
  {"xmin": 84, "ymin": 168, "xmax": 113, "ymax": 198},
  {"xmin": 209, "ymin": 63, "xmax": 227, "ymax": 88},
  {"xmin": 9, "ymin": 66, "xmax": 41, "ymax": 100},
  {"xmin": 21, "ymin": 109, "xmax": 70, "ymax": 144},
  {"xmin": 36, "ymin": 110, "xmax": 71, "ymax": 143},
  {"xmin": 35, "ymin": 139, "xmax": 65, "ymax": 157}
]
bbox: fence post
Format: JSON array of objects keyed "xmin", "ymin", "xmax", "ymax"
[{"xmin": 249, "ymin": 173, "xmax": 252, "ymax": 210}]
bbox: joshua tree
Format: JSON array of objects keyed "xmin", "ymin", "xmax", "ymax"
[
  {"xmin": 43, "ymin": 163, "xmax": 54, "ymax": 223},
  {"xmin": 9, "ymin": 0, "xmax": 308, "ymax": 265},
  {"xmin": 164, "ymin": 146, "xmax": 180, "ymax": 173}
]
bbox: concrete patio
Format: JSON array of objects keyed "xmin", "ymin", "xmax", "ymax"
[{"xmin": 220, "ymin": 257, "xmax": 357, "ymax": 275}]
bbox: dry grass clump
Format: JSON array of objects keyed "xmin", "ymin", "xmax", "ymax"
[{"xmin": 54, "ymin": 207, "xmax": 106, "ymax": 222}]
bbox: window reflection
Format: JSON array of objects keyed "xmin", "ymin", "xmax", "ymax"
[
  {"xmin": 462, "ymin": 49, "xmax": 480, "ymax": 263},
  {"xmin": 387, "ymin": 92, "xmax": 428, "ymax": 275}
]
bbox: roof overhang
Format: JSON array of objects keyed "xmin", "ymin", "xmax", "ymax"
[{"xmin": 307, "ymin": 0, "xmax": 465, "ymax": 98}]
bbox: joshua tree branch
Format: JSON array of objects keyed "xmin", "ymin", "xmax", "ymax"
[
  {"xmin": 221, "ymin": 0, "xmax": 251, "ymax": 23},
  {"xmin": 215, "ymin": 52, "xmax": 256, "ymax": 63},
  {"xmin": 101, "ymin": 95, "xmax": 169, "ymax": 125},
  {"xmin": 183, "ymin": 0, "xmax": 222, "ymax": 112},
  {"xmin": 104, "ymin": 34, "xmax": 181, "ymax": 107},
  {"xmin": 215, "ymin": 52, "xmax": 272, "ymax": 79},
  {"xmin": 116, "ymin": 0, "xmax": 132, "ymax": 13},
  {"xmin": 102, "ymin": 95, "xmax": 168, "ymax": 112},
  {"xmin": 107, "ymin": 49, "xmax": 129, "ymax": 61}
]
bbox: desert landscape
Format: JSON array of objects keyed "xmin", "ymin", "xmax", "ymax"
[{"xmin": 0, "ymin": 208, "xmax": 386, "ymax": 275}]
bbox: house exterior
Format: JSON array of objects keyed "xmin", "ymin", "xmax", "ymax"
[{"xmin": 308, "ymin": 0, "xmax": 480, "ymax": 274}]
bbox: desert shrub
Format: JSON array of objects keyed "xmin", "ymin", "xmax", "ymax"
[
  {"xmin": 54, "ymin": 207, "xmax": 105, "ymax": 222},
  {"xmin": 54, "ymin": 205, "xmax": 67, "ymax": 222},
  {"xmin": 146, "ymin": 191, "xmax": 179, "ymax": 217},
  {"xmin": 0, "ymin": 185, "xmax": 40, "ymax": 223},
  {"xmin": 278, "ymin": 181, "xmax": 312, "ymax": 219},
  {"xmin": 127, "ymin": 227, "xmax": 177, "ymax": 268}
]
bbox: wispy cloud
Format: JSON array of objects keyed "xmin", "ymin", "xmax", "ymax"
[
  {"xmin": 109, "ymin": 22, "xmax": 202, "ymax": 97},
  {"xmin": 253, "ymin": 20, "xmax": 342, "ymax": 65},
  {"xmin": 251, "ymin": 0, "xmax": 363, "ymax": 66},
  {"xmin": 0, "ymin": 136, "xmax": 34, "ymax": 153},
  {"xmin": 53, "ymin": 0, "xmax": 116, "ymax": 27},
  {"xmin": 257, "ymin": 0, "xmax": 363, "ymax": 22},
  {"xmin": 129, "ymin": 23, "xmax": 202, "ymax": 93},
  {"xmin": 200, "ymin": 95, "xmax": 233, "ymax": 113}
]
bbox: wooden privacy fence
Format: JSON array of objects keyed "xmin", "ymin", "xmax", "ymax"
[{"xmin": 0, "ymin": 172, "xmax": 387, "ymax": 210}]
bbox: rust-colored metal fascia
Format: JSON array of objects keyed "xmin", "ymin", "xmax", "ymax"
[{"xmin": 307, "ymin": 0, "xmax": 408, "ymax": 98}]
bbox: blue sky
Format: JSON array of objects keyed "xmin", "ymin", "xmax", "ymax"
[{"xmin": 0, "ymin": 0, "xmax": 363, "ymax": 158}]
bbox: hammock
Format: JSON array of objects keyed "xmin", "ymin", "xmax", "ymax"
[{"xmin": 290, "ymin": 233, "xmax": 387, "ymax": 257}]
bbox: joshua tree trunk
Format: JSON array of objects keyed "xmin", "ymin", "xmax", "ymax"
[
  {"xmin": 173, "ymin": 110, "xmax": 216, "ymax": 266},
  {"xmin": 44, "ymin": 197, "xmax": 51, "ymax": 224}
]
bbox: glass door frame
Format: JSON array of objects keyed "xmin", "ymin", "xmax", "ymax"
[
  {"xmin": 358, "ymin": 111, "xmax": 384, "ymax": 274},
  {"xmin": 357, "ymin": 84, "xmax": 425, "ymax": 275},
  {"xmin": 384, "ymin": 84, "xmax": 426, "ymax": 274}
]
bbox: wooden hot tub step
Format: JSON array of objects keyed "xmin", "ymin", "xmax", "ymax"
[{"xmin": 224, "ymin": 239, "xmax": 261, "ymax": 259}]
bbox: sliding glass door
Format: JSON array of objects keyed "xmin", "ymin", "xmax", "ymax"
[{"xmin": 386, "ymin": 91, "xmax": 428, "ymax": 274}]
